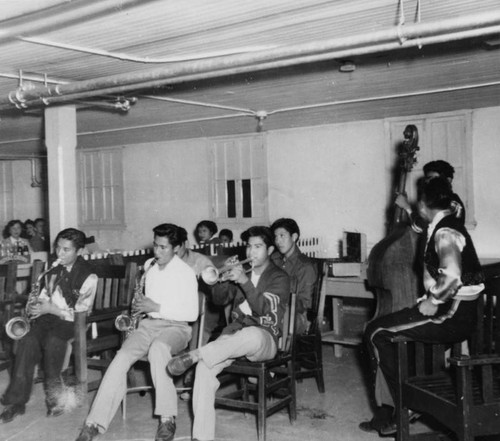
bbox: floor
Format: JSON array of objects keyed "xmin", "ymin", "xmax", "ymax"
[{"xmin": 0, "ymin": 309, "xmax": 445, "ymax": 441}]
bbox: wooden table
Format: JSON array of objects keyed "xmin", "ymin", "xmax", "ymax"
[{"xmin": 319, "ymin": 275, "xmax": 374, "ymax": 357}]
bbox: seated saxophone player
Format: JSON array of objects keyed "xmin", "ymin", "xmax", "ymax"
[
  {"xmin": 0, "ymin": 228, "xmax": 98, "ymax": 423},
  {"xmin": 76, "ymin": 223, "xmax": 199, "ymax": 441}
]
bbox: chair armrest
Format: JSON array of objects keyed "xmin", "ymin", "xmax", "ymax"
[
  {"xmin": 86, "ymin": 307, "xmax": 128, "ymax": 323},
  {"xmin": 390, "ymin": 335, "xmax": 415, "ymax": 343},
  {"xmin": 450, "ymin": 354, "xmax": 500, "ymax": 367}
]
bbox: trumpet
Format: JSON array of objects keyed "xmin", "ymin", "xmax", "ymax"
[
  {"xmin": 115, "ymin": 258, "xmax": 157, "ymax": 336},
  {"xmin": 201, "ymin": 257, "xmax": 254, "ymax": 285},
  {"xmin": 5, "ymin": 259, "xmax": 62, "ymax": 340}
]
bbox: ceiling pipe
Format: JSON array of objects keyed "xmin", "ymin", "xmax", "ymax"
[
  {"xmin": 10, "ymin": 23, "xmax": 500, "ymax": 111},
  {"xmin": 2, "ymin": 10, "xmax": 500, "ymax": 109},
  {"xmin": 0, "ymin": 0, "xmax": 159, "ymax": 44},
  {"xmin": 18, "ymin": 36, "xmax": 277, "ymax": 64}
]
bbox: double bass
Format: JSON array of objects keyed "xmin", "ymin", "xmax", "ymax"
[{"xmin": 367, "ymin": 125, "xmax": 421, "ymax": 319}]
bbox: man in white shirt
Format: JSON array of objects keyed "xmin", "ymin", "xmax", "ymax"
[{"xmin": 76, "ymin": 223, "xmax": 199, "ymax": 441}]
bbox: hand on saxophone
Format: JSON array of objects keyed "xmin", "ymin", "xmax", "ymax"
[
  {"xmin": 28, "ymin": 297, "xmax": 53, "ymax": 318},
  {"xmin": 133, "ymin": 294, "xmax": 160, "ymax": 314}
]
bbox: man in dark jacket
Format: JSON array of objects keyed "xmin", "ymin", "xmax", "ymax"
[{"xmin": 167, "ymin": 226, "xmax": 290, "ymax": 441}]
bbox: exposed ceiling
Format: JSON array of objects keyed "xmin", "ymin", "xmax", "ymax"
[{"xmin": 0, "ymin": 0, "xmax": 500, "ymax": 156}]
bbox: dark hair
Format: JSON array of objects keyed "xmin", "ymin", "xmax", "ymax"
[
  {"xmin": 423, "ymin": 160, "xmax": 455, "ymax": 180},
  {"xmin": 241, "ymin": 226, "xmax": 274, "ymax": 248},
  {"xmin": 196, "ymin": 220, "xmax": 218, "ymax": 237},
  {"xmin": 219, "ymin": 228, "xmax": 233, "ymax": 241},
  {"xmin": 177, "ymin": 227, "xmax": 189, "ymax": 244},
  {"xmin": 270, "ymin": 218, "xmax": 300, "ymax": 239},
  {"xmin": 419, "ymin": 176, "xmax": 453, "ymax": 210},
  {"xmin": 153, "ymin": 223, "xmax": 186, "ymax": 248},
  {"xmin": 3, "ymin": 219, "xmax": 23, "ymax": 239},
  {"xmin": 54, "ymin": 228, "xmax": 86, "ymax": 250},
  {"xmin": 25, "ymin": 219, "xmax": 35, "ymax": 227}
]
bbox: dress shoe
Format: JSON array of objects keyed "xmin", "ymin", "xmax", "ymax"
[
  {"xmin": 0, "ymin": 403, "xmax": 26, "ymax": 423},
  {"xmin": 167, "ymin": 353, "xmax": 196, "ymax": 376},
  {"xmin": 155, "ymin": 418, "xmax": 176, "ymax": 441},
  {"xmin": 379, "ymin": 419, "xmax": 397, "ymax": 436},
  {"xmin": 76, "ymin": 424, "xmax": 99, "ymax": 441},
  {"xmin": 358, "ymin": 420, "xmax": 379, "ymax": 433},
  {"xmin": 47, "ymin": 405, "xmax": 65, "ymax": 417}
]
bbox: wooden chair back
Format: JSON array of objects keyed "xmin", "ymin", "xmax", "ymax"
[
  {"xmin": 394, "ymin": 261, "xmax": 500, "ymax": 441},
  {"xmin": 74, "ymin": 261, "xmax": 138, "ymax": 394},
  {"xmin": 293, "ymin": 258, "xmax": 327, "ymax": 393},
  {"xmin": 0, "ymin": 261, "xmax": 17, "ymax": 304},
  {"xmin": 0, "ymin": 261, "xmax": 18, "ymax": 372},
  {"xmin": 308, "ymin": 258, "xmax": 328, "ymax": 332}
]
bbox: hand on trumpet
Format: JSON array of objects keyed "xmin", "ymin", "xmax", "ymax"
[{"xmin": 220, "ymin": 256, "xmax": 252, "ymax": 284}]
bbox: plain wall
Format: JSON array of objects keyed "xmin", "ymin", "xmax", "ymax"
[{"xmin": 6, "ymin": 107, "xmax": 500, "ymax": 260}]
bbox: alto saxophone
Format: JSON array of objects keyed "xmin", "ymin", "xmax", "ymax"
[
  {"xmin": 5, "ymin": 259, "xmax": 62, "ymax": 340},
  {"xmin": 115, "ymin": 258, "xmax": 157, "ymax": 336}
]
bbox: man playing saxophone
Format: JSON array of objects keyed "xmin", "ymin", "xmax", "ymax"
[
  {"xmin": 76, "ymin": 223, "xmax": 199, "ymax": 441},
  {"xmin": 0, "ymin": 228, "xmax": 98, "ymax": 423}
]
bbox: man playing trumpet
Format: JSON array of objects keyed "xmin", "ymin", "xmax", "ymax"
[
  {"xmin": 0, "ymin": 228, "xmax": 98, "ymax": 423},
  {"xmin": 76, "ymin": 223, "xmax": 198, "ymax": 441},
  {"xmin": 167, "ymin": 226, "xmax": 290, "ymax": 441}
]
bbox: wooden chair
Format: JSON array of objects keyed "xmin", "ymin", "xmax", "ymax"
[
  {"xmin": 0, "ymin": 261, "xmax": 18, "ymax": 371},
  {"xmin": 73, "ymin": 261, "xmax": 138, "ymax": 394},
  {"xmin": 294, "ymin": 257, "xmax": 327, "ymax": 393},
  {"xmin": 393, "ymin": 263, "xmax": 500, "ymax": 441},
  {"xmin": 214, "ymin": 292, "xmax": 297, "ymax": 441},
  {"xmin": 120, "ymin": 295, "xmax": 207, "ymax": 418}
]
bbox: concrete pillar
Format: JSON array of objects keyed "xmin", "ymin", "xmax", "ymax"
[{"xmin": 44, "ymin": 105, "xmax": 78, "ymax": 241}]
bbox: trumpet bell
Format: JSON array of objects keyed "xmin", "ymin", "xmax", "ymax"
[
  {"xmin": 201, "ymin": 266, "xmax": 219, "ymax": 285},
  {"xmin": 115, "ymin": 314, "xmax": 133, "ymax": 332},
  {"xmin": 5, "ymin": 317, "xmax": 30, "ymax": 340}
]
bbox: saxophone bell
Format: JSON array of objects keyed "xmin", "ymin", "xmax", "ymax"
[
  {"xmin": 5, "ymin": 317, "xmax": 31, "ymax": 340},
  {"xmin": 5, "ymin": 258, "xmax": 62, "ymax": 340},
  {"xmin": 115, "ymin": 258, "xmax": 157, "ymax": 335}
]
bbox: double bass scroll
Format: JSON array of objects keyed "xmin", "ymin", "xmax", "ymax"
[{"xmin": 367, "ymin": 125, "xmax": 421, "ymax": 319}]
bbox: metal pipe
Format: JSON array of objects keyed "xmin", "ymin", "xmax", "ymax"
[
  {"xmin": 18, "ymin": 36, "xmax": 277, "ymax": 64},
  {"xmin": 141, "ymin": 95, "xmax": 257, "ymax": 115},
  {"xmin": 3, "ymin": 10, "xmax": 500, "ymax": 110},
  {"xmin": 71, "ymin": 79, "xmax": 500, "ymax": 137},
  {"xmin": 11, "ymin": 22, "xmax": 500, "ymax": 111}
]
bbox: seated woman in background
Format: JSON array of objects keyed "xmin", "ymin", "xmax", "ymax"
[
  {"xmin": 1, "ymin": 219, "xmax": 33, "ymax": 257},
  {"xmin": 195, "ymin": 220, "xmax": 220, "ymax": 246}
]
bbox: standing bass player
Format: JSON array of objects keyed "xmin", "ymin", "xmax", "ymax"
[{"xmin": 0, "ymin": 228, "xmax": 98, "ymax": 423}]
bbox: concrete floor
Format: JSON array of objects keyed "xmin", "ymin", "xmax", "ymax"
[{"xmin": 0, "ymin": 309, "xmax": 442, "ymax": 441}]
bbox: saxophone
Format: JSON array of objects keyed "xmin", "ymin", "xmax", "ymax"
[
  {"xmin": 115, "ymin": 258, "xmax": 157, "ymax": 336},
  {"xmin": 5, "ymin": 259, "xmax": 62, "ymax": 340}
]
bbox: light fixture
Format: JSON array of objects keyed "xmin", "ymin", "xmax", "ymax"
[{"xmin": 339, "ymin": 61, "xmax": 356, "ymax": 73}]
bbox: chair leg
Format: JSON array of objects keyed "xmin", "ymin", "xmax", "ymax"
[
  {"xmin": 289, "ymin": 361, "xmax": 297, "ymax": 422},
  {"xmin": 257, "ymin": 369, "xmax": 266, "ymax": 441},
  {"xmin": 396, "ymin": 407, "xmax": 410, "ymax": 441}
]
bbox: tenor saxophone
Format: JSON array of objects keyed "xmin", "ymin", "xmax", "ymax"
[
  {"xmin": 115, "ymin": 258, "xmax": 157, "ymax": 336},
  {"xmin": 5, "ymin": 259, "xmax": 61, "ymax": 340}
]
